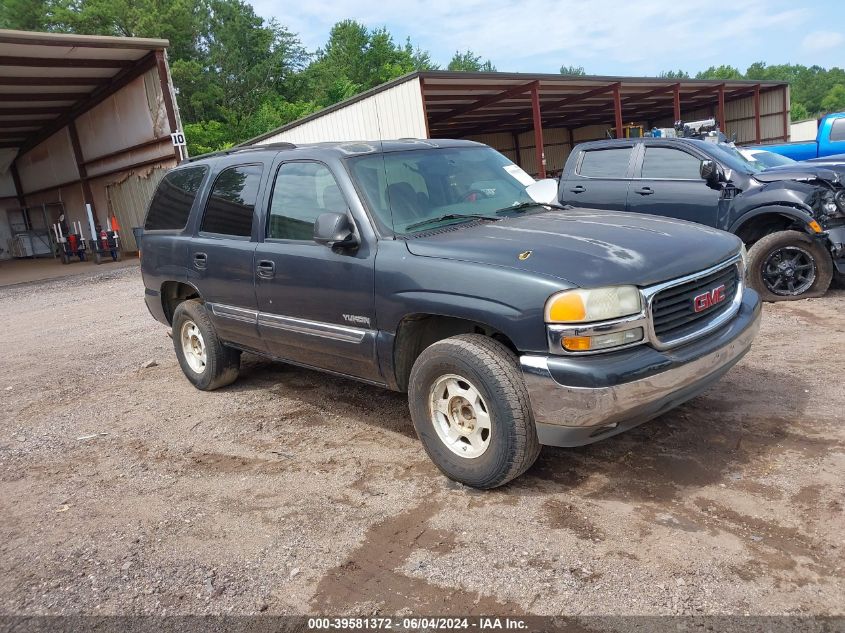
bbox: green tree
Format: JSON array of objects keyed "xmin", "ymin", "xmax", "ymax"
[
  {"xmin": 0, "ymin": 0, "xmax": 50, "ymax": 30},
  {"xmin": 303, "ymin": 20, "xmax": 424, "ymax": 106},
  {"xmin": 559, "ymin": 64, "xmax": 585, "ymax": 76},
  {"xmin": 696, "ymin": 65, "xmax": 744, "ymax": 80},
  {"xmin": 447, "ymin": 50, "xmax": 496, "ymax": 72},
  {"xmin": 790, "ymin": 102, "xmax": 810, "ymax": 122},
  {"xmin": 821, "ymin": 84, "xmax": 845, "ymax": 113},
  {"xmin": 658, "ymin": 69, "xmax": 690, "ymax": 79}
]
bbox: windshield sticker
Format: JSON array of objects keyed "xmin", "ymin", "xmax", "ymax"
[{"xmin": 503, "ymin": 164, "xmax": 535, "ymax": 186}]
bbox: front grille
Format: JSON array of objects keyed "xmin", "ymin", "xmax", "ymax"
[{"xmin": 651, "ymin": 264, "xmax": 739, "ymax": 341}]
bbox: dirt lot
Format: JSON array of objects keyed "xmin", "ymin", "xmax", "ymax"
[{"xmin": 0, "ymin": 264, "xmax": 843, "ymax": 619}]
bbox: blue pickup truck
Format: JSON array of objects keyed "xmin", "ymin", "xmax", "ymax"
[{"xmin": 748, "ymin": 112, "xmax": 845, "ymax": 160}]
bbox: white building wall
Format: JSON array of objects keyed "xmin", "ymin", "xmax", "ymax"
[
  {"xmin": 259, "ymin": 78, "xmax": 427, "ymax": 145},
  {"xmin": 790, "ymin": 118, "xmax": 818, "ymax": 142}
]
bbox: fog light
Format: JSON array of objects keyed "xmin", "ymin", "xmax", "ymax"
[{"xmin": 562, "ymin": 328, "xmax": 644, "ymax": 352}]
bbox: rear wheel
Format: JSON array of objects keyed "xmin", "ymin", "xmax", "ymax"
[
  {"xmin": 747, "ymin": 230, "xmax": 832, "ymax": 301},
  {"xmin": 172, "ymin": 299, "xmax": 240, "ymax": 390},
  {"xmin": 408, "ymin": 334, "xmax": 540, "ymax": 489}
]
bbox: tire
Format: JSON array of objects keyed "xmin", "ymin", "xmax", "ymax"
[
  {"xmin": 172, "ymin": 299, "xmax": 241, "ymax": 391},
  {"xmin": 408, "ymin": 334, "xmax": 541, "ymax": 489},
  {"xmin": 747, "ymin": 230, "xmax": 833, "ymax": 301},
  {"xmin": 60, "ymin": 252, "xmax": 69, "ymax": 265},
  {"xmin": 114, "ymin": 249, "xmax": 122, "ymax": 262},
  {"xmin": 94, "ymin": 251, "xmax": 103, "ymax": 265}
]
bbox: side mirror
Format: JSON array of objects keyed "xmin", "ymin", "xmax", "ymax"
[
  {"xmin": 314, "ymin": 212, "xmax": 358, "ymax": 249},
  {"xmin": 526, "ymin": 178, "xmax": 559, "ymax": 205},
  {"xmin": 700, "ymin": 159, "xmax": 725, "ymax": 189}
]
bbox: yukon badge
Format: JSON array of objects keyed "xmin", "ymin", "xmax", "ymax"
[
  {"xmin": 343, "ymin": 314, "xmax": 371, "ymax": 327},
  {"xmin": 693, "ymin": 284, "xmax": 726, "ymax": 312},
  {"xmin": 518, "ymin": 250, "xmax": 533, "ymax": 261}
]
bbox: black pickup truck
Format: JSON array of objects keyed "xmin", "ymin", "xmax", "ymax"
[
  {"xmin": 140, "ymin": 139, "xmax": 760, "ymax": 488},
  {"xmin": 558, "ymin": 137, "xmax": 845, "ymax": 301}
]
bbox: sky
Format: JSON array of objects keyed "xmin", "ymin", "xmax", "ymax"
[{"xmin": 251, "ymin": 0, "xmax": 844, "ymax": 75}]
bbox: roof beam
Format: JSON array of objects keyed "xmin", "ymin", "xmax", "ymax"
[
  {"xmin": 429, "ymin": 81, "xmax": 537, "ymax": 124},
  {"xmin": 0, "ymin": 106, "xmax": 67, "ymax": 115},
  {"xmin": 542, "ymin": 82, "xmax": 620, "ymax": 114},
  {"xmin": 620, "ymin": 83, "xmax": 679, "ymax": 106},
  {"xmin": 0, "ymin": 121, "xmax": 42, "ymax": 129},
  {"xmin": 0, "ymin": 92, "xmax": 89, "ymax": 102},
  {"xmin": 0, "ymin": 76, "xmax": 109, "ymax": 86},
  {"xmin": 0, "ymin": 56, "xmax": 129, "ymax": 68}
]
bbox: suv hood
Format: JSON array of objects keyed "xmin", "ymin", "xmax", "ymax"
[{"xmin": 405, "ymin": 208, "xmax": 741, "ymax": 288}]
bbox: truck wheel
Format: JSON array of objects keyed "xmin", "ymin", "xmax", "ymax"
[
  {"xmin": 172, "ymin": 299, "xmax": 240, "ymax": 390},
  {"xmin": 408, "ymin": 334, "xmax": 541, "ymax": 489},
  {"xmin": 747, "ymin": 230, "xmax": 833, "ymax": 301}
]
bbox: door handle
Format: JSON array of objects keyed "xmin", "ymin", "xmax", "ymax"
[
  {"xmin": 193, "ymin": 252, "xmax": 207, "ymax": 269},
  {"xmin": 256, "ymin": 260, "xmax": 275, "ymax": 279},
  {"xmin": 570, "ymin": 185, "xmax": 586, "ymax": 193},
  {"xmin": 635, "ymin": 187, "xmax": 654, "ymax": 195}
]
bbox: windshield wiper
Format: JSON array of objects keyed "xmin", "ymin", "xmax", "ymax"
[
  {"xmin": 494, "ymin": 201, "xmax": 570, "ymax": 215},
  {"xmin": 405, "ymin": 213, "xmax": 500, "ymax": 232}
]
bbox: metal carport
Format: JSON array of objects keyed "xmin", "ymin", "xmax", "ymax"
[
  {"xmin": 250, "ymin": 71, "xmax": 789, "ymax": 179},
  {"xmin": 0, "ymin": 29, "xmax": 183, "ymax": 260}
]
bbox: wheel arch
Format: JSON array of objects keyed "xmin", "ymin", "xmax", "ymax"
[
  {"xmin": 160, "ymin": 280, "xmax": 203, "ymax": 325},
  {"xmin": 392, "ymin": 313, "xmax": 518, "ymax": 392},
  {"xmin": 730, "ymin": 206, "xmax": 817, "ymax": 245}
]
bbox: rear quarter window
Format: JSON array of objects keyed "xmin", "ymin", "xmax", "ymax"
[
  {"xmin": 200, "ymin": 164, "xmax": 264, "ymax": 237},
  {"xmin": 829, "ymin": 118, "xmax": 845, "ymax": 142},
  {"xmin": 144, "ymin": 166, "xmax": 208, "ymax": 230},
  {"xmin": 577, "ymin": 147, "xmax": 632, "ymax": 178}
]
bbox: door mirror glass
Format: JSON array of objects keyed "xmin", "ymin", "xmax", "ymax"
[
  {"xmin": 313, "ymin": 212, "xmax": 358, "ymax": 248},
  {"xmin": 700, "ymin": 159, "xmax": 724, "ymax": 188},
  {"xmin": 526, "ymin": 178, "xmax": 559, "ymax": 205}
]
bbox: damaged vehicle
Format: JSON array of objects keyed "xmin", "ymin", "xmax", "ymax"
[
  {"xmin": 140, "ymin": 139, "xmax": 760, "ymax": 489},
  {"xmin": 559, "ymin": 137, "xmax": 845, "ymax": 300}
]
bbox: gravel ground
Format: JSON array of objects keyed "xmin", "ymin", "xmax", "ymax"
[{"xmin": 0, "ymin": 264, "xmax": 842, "ymax": 619}]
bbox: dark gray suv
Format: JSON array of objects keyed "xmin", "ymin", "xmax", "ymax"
[{"xmin": 140, "ymin": 139, "xmax": 761, "ymax": 488}]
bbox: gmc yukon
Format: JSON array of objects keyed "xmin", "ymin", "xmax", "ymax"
[{"xmin": 140, "ymin": 139, "xmax": 761, "ymax": 489}]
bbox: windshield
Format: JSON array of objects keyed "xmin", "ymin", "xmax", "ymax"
[
  {"xmin": 741, "ymin": 149, "xmax": 796, "ymax": 169},
  {"xmin": 347, "ymin": 146, "xmax": 538, "ymax": 235}
]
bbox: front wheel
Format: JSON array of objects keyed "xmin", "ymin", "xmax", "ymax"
[
  {"xmin": 408, "ymin": 334, "xmax": 540, "ymax": 489},
  {"xmin": 172, "ymin": 299, "xmax": 241, "ymax": 390},
  {"xmin": 747, "ymin": 230, "xmax": 833, "ymax": 301}
]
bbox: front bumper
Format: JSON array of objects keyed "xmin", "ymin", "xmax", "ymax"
[{"xmin": 520, "ymin": 288, "xmax": 762, "ymax": 447}]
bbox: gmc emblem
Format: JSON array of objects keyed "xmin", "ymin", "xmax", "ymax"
[{"xmin": 693, "ymin": 284, "xmax": 726, "ymax": 312}]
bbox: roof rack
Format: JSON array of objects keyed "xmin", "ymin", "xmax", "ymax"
[{"xmin": 183, "ymin": 141, "xmax": 297, "ymax": 163}]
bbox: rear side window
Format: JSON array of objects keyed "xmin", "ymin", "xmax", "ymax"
[
  {"xmin": 640, "ymin": 147, "xmax": 702, "ymax": 179},
  {"xmin": 577, "ymin": 148, "xmax": 632, "ymax": 178},
  {"xmin": 268, "ymin": 162, "xmax": 347, "ymax": 241},
  {"xmin": 200, "ymin": 164, "xmax": 264, "ymax": 237},
  {"xmin": 830, "ymin": 118, "xmax": 845, "ymax": 142},
  {"xmin": 144, "ymin": 166, "xmax": 207, "ymax": 230}
]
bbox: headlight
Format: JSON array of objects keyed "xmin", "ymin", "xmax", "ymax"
[
  {"xmin": 544, "ymin": 286, "xmax": 642, "ymax": 323},
  {"xmin": 836, "ymin": 190, "xmax": 845, "ymax": 212},
  {"xmin": 822, "ymin": 190, "xmax": 838, "ymax": 215}
]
